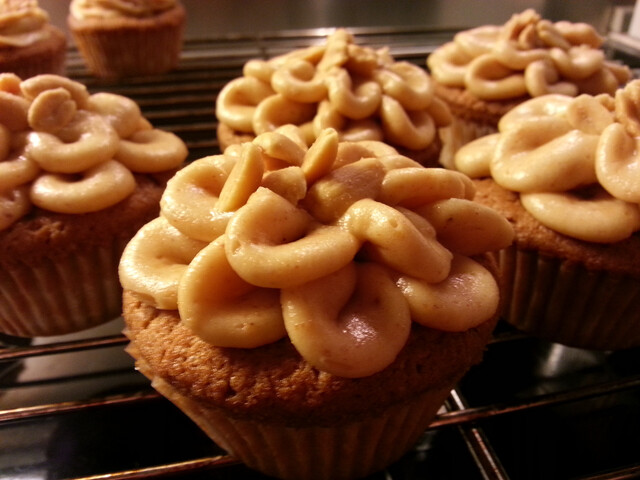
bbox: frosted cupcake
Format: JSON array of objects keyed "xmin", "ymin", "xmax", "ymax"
[
  {"xmin": 427, "ymin": 9, "xmax": 631, "ymax": 168},
  {"xmin": 119, "ymin": 125, "xmax": 514, "ymax": 479},
  {"xmin": 216, "ymin": 29, "xmax": 452, "ymax": 166},
  {"xmin": 454, "ymin": 80, "xmax": 640, "ymax": 350},
  {"xmin": 0, "ymin": 0, "xmax": 67, "ymax": 78},
  {"xmin": 0, "ymin": 73, "xmax": 187, "ymax": 337},
  {"xmin": 67, "ymin": 0, "xmax": 185, "ymax": 78}
]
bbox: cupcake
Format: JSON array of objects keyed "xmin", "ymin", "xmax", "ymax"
[
  {"xmin": 0, "ymin": 0, "xmax": 67, "ymax": 78},
  {"xmin": 0, "ymin": 73, "xmax": 188, "ymax": 337},
  {"xmin": 215, "ymin": 29, "xmax": 452, "ymax": 166},
  {"xmin": 453, "ymin": 80, "xmax": 640, "ymax": 350},
  {"xmin": 119, "ymin": 125, "xmax": 514, "ymax": 479},
  {"xmin": 67, "ymin": 0, "xmax": 185, "ymax": 79},
  {"xmin": 427, "ymin": 9, "xmax": 631, "ymax": 168}
]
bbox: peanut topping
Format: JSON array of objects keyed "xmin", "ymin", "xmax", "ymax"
[
  {"xmin": 0, "ymin": 74, "xmax": 187, "ymax": 228},
  {"xmin": 455, "ymin": 80, "xmax": 640, "ymax": 243},
  {"xmin": 216, "ymin": 29, "xmax": 450, "ymax": 153},
  {"xmin": 120, "ymin": 125, "xmax": 514, "ymax": 378},
  {"xmin": 427, "ymin": 9, "xmax": 631, "ymax": 100}
]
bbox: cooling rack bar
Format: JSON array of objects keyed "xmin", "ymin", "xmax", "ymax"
[{"xmin": 0, "ymin": 334, "xmax": 128, "ymax": 363}]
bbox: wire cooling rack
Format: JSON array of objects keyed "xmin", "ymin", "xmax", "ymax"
[{"xmin": 1, "ymin": 27, "xmax": 639, "ymax": 480}]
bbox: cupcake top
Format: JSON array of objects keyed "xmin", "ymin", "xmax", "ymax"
[
  {"xmin": 69, "ymin": 0, "xmax": 178, "ymax": 19},
  {"xmin": 0, "ymin": 73, "xmax": 187, "ymax": 230},
  {"xmin": 454, "ymin": 79, "xmax": 640, "ymax": 244},
  {"xmin": 0, "ymin": 0, "xmax": 53, "ymax": 47},
  {"xmin": 427, "ymin": 9, "xmax": 631, "ymax": 101},
  {"xmin": 215, "ymin": 29, "xmax": 452, "ymax": 153},
  {"xmin": 120, "ymin": 125, "xmax": 514, "ymax": 378}
]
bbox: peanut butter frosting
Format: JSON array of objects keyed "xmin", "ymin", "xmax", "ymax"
[
  {"xmin": 69, "ymin": 0, "xmax": 177, "ymax": 19},
  {"xmin": 454, "ymin": 80, "xmax": 640, "ymax": 244},
  {"xmin": 119, "ymin": 125, "xmax": 514, "ymax": 378},
  {"xmin": 0, "ymin": 73, "xmax": 187, "ymax": 230},
  {"xmin": 427, "ymin": 9, "xmax": 631, "ymax": 101},
  {"xmin": 215, "ymin": 29, "xmax": 452, "ymax": 153},
  {"xmin": 0, "ymin": 0, "xmax": 51, "ymax": 47}
]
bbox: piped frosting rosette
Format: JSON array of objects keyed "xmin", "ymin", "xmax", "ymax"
[
  {"xmin": 427, "ymin": 9, "xmax": 631, "ymax": 100},
  {"xmin": 69, "ymin": 0, "xmax": 178, "ymax": 19},
  {"xmin": 215, "ymin": 29, "xmax": 451, "ymax": 153},
  {"xmin": 455, "ymin": 79, "xmax": 640, "ymax": 244},
  {"xmin": 0, "ymin": 0, "xmax": 52, "ymax": 47},
  {"xmin": 120, "ymin": 125, "xmax": 514, "ymax": 378},
  {"xmin": 0, "ymin": 73, "xmax": 188, "ymax": 230}
]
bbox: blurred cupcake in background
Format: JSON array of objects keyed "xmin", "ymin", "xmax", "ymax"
[
  {"xmin": 67, "ymin": 0, "xmax": 186, "ymax": 79},
  {"xmin": 0, "ymin": 0, "xmax": 67, "ymax": 78}
]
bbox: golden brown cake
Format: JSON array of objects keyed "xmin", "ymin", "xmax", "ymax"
[
  {"xmin": 0, "ymin": 0, "xmax": 67, "ymax": 78},
  {"xmin": 119, "ymin": 125, "xmax": 514, "ymax": 479},
  {"xmin": 215, "ymin": 29, "xmax": 452, "ymax": 167},
  {"xmin": 427, "ymin": 9, "xmax": 631, "ymax": 168},
  {"xmin": 0, "ymin": 73, "xmax": 187, "ymax": 337},
  {"xmin": 67, "ymin": 0, "xmax": 185, "ymax": 78},
  {"xmin": 453, "ymin": 81, "xmax": 640, "ymax": 350}
]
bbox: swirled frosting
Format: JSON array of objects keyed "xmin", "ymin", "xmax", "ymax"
[
  {"xmin": 0, "ymin": 73, "xmax": 187, "ymax": 230},
  {"xmin": 427, "ymin": 9, "xmax": 631, "ymax": 101},
  {"xmin": 0, "ymin": 0, "xmax": 51, "ymax": 47},
  {"xmin": 215, "ymin": 29, "xmax": 452, "ymax": 152},
  {"xmin": 454, "ymin": 80, "xmax": 640, "ymax": 243},
  {"xmin": 69, "ymin": 0, "xmax": 177, "ymax": 19},
  {"xmin": 119, "ymin": 125, "xmax": 514, "ymax": 378}
]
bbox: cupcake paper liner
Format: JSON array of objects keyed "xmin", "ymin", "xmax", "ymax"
[
  {"xmin": 0, "ymin": 237, "xmax": 129, "ymax": 337},
  {"xmin": 0, "ymin": 25, "xmax": 67, "ymax": 79},
  {"xmin": 132, "ymin": 351, "xmax": 452, "ymax": 480},
  {"xmin": 499, "ymin": 246, "xmax": 640, "ymax": 350}
]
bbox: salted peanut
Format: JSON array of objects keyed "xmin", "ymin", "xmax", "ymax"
[
  {"xmin": 0, "ymin": 132, "xmax": 40, "ymax": 191},
  {"xmin": 426, "ymin": 41, "xmax": 472, "ymax": 86},
  {"xmin": 465, "ymin": 54, "xmax": 527, "ymax": 100},
  {"xmin": 334, "ymin": 139, "xmax": 399, "ymax": 170},
  {"xmin": 565, "ymin": 94, "xmax": 614, "ymax": 135},
  {"xmin": 498, "ymin": 94, "xmax": 571, "ymax": 131},
  {"xmin": 216, "ymin": 76, "xmax": 275, "ymax": 132},
  {"xmin": 0, "ymin": 91, "xmax": 29, "ymax": 131},
  {"xmin": 574, "ymin": 68, "xmax": 624, "ymax": 97},
  {"xmin": 304, "ymin": 157, "xmax": 386, "ymax": 223},
  {"xmin": 30, "ymin": 160, "xmax": 136, "ymax": 214},
  {"xmin": 179, "ymin": 238, "xmax": 286, "ymax": 348},
  {"xmin": 316, "ymin": 29, "xmax": 350, "ymax": 72},
  {"xmin": 524, "ymin": 59, "xmax": 578, "ymax": 97},
  {"xmin": 343, "ymin": 198, "xmax": 452, "ymax": 282},
  {"xmin": 243, "ymin": 59, "xmax": 276, "ymax": 83},
  {"xmin": 339, "ymin": 118, "xmax": 384, "ymax": 143},
  {"xmin": 271, "ymin": 58, "xmax": 327, "ymax": 104},
  {"xmin": 394, "ymin": 254, "xmax": 500, "ymax": 332},
  {"xmin": 537, "ymin": 19, "xmax": 572, "ymax": 49},
  {"xmin": 262, "ymin": 166, "xmax": 307, "ymax": 204},
  {"xmin": 300, "ymin": 127, "xmax": 339, "ymax": 184},
  {"xmin": 379, "ymin": 95, "xmax": 435, "ymax": 150},
  {"xmin": 216, "ymin": 142, "xmax": 264, "ymax": 212},
  {"xmin": 161, "ymin": 155, "xmax": 236, "ymax": 242},
  {"xmin": 454, "ymin": 133, "xmax": 498, "ymax": 178},
  {"xmin": 374, "ymin": 62, "xmax": 434, "ymax": 110},
  {"xmin": 596, "ymin": 123, "xmax": 640, "ymax": 203},
  {"xmin": 415, "ymin": 198, "xmax": 515, "ymax": 256},
  {"xmin": 325, "ymin": 68, "xmax": 381, "ymax": 120},
  {"xmin": 615, "ymin": 84, "xmax": 640, "ymax": 137},
  {"xmin": 549, "ymin": 46, "xmax": 604, "ymax": 80},
  {"xmin": 252, "ymin": 93, "xmax": 316, "ymax": 134},
  {"xmin": 28, "ymin": 88, "xmax": 77, "ymax": 133},
  {"xmin": 27, "ymin": 111, "xmax": 119, "ymax": 173},
  {"xmin": 20, "ymin": 74, "xmax": 90, "ymax": 109},
  {"xmin": 521, "ymin": 188, "xmax": 640, "ymax": 243},
  {"xmin": 253, "ymin": 130, "xmax": 306, "ymax": 167},
  {"xmin": 225, "ymin": 187, "xmax": 360, "ymax": 288},
  {"xmin": 119, "ymin": 217, "xmax": 207, "ymax": 310},
  {"xmin": 492, "ymin": 116, "xmax": 598, "ymax": 192},
  {"xmin": 379, "ymin": 168, "xmax": 474, "ymax": 208},
  {"xmin": 88, "ymin": 92, "xmax": 143, "ymax": 138},
  {"xmin": 0, "ymin": 185, "xmax": 30, "ymax": 230},
  {"xmin": 115, "ymin": 129, "xmax": 187, "ymax": 173},
  {"xmin": 312, "ymin": 99, "xmax": 346, "ymax": 136},
  {"xmin": 282, "ymin": 262, "xmax": 411, "ymax": 378}
]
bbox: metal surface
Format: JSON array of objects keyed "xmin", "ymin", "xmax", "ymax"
[{"xmin": 1, "ymin": 29, "xmax": 640, "ymax": 480}]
